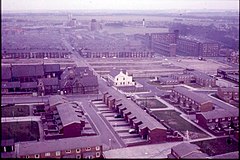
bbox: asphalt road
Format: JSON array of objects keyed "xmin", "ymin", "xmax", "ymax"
[
  {"xmin": 80, "ymin": 99, "xmax": 125, "ymax": 150},
  {"xmin": 134, "ymin": 77, "xmax": 168, "ymax": 96}
]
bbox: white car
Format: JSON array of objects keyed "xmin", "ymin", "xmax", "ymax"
[{"xmin": 129, "ymin": 129, "xmax": 136, "ymax": 134}]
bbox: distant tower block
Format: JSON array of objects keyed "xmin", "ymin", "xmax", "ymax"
[
  {"xmin": 91, "ymin": 19, "xmax": 98, "ymax": 31},
  {"xmin": 142, "ymin": 18, "xmax": 145, "ymax": 27}
]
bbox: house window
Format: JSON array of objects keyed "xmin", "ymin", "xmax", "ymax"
[
  {"xmin": 115, "ymin": 83, "xmax": 117, "ymax": 85},
  {"xmin": 123, "ymin": 78, "xmax": 125, "ymax": 80},
  {"xmin": 96, "ymin": 146, "xmax": 100, "ymax": 151},
  {"xmin": 65, "ymin": 150, "xmax": 71, "ymax": 153},
  {"xmin": 76, "ymin": 149, "xmax": 81, "ymax": 153},
  {"xmin": 56, "ymin": 151, "xmax": 61, "ymax": 156},
  {"xmin": 76, "ymin": 155, "xmax": 81, "ymax": 159},
  {"xmin": 96, "ymin": 152, "xmax": 101, "ymax": 158},
  {"xmin": 45, "ymin": 152, "xmax": 50, "ymax": 157},
  {"xmin": 86, "ymin": 147, "xmax": 91, "ymax": 151},
  {"xmin": 35, "ymin": 154, "xmax": 40, "ymax": 158},
  {"xmin": 116, "ymin": 78, "xmax": 118, "ymax": 81},
  {"xmin": 26, "ymin": 155, "xmax": 30, "ymax": 159}
]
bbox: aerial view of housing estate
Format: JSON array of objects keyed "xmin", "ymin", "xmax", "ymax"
[{"xmin": 1, "ymin": 0, "xmax": 239, "ymax": 159}]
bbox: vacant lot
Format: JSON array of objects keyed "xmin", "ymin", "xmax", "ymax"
[
  {"xmin": 2, "ymin": 121, "xmax": 39, "ymax": 142},
  {"xmin": 2, "ymin": 105, "xmax": 30, "ymax": 117},
  {"xmin": 152, "ymin": 110, "xmax": 209, "ymax": 139},
  {"xmin": 192, "ymin": 137, "xmax": 239, "ymax": 156},
  {"xmin": 136, "ymin": 99, "xmax": 168, "ymax": 109}
]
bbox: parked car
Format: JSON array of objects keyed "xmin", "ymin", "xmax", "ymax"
[
  {"xmin": 129, "ymin": 129, "xmax": 136, "ymax": 134},
  {"xmin": 114, "ymin": 114, "xmax": 122, "ymax": 118}
]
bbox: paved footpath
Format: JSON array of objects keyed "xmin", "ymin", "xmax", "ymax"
[{"xmin": 1, "ymin": 116, "xmax": 41, "ymax": 123}]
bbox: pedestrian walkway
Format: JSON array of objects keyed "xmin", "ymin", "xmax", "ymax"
[{"xmin": 1, "ymin": 116, "xmax": 41, "ymax": 123}]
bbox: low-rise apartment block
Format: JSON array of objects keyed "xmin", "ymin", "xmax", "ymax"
[
  {"xmin": 103, "ymin": 92, "xmax": 167, "ymax": 144},
  {"xmin": 170, "ymin": 86, "xmax": 214, "ymax": 113},
  {"xmin": 196, "ymin": 109, "xmax": 239, "ymax": 135},
  {"xmin": 17, "ymin": 136, "xmax": 103, "ymax": 159},
  {"xmin": 1, "ymin": 64, "xmax": 98, "ymax": 95},
  {"xmin": 41, "ymin": 96, "xmax": 86, "ymax": 139},
  {"xmin": 217, "ymin": 86, "xmax": 239, "ymax": 103},
  {"xmin": 168, "ymin": 142, "xmax": 208, "ymax": 159}
]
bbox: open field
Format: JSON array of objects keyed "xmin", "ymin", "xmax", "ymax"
[
  {"xmin": 152, "ymin": 110, "xmax": 209, "ymax": 139},
  {"xmin": 136, "ymin": 99, "xmax": 168, "ymax": 109},
  {"xmin": 192, "ymin": 137, "xmax": 239, "ymax": 156},
  {"xmin": 2, "ymin": 121, "xmax": 40, "ymax": 142},
  {"xmin": 2, "ymin": 105, "xmax": 30, "ymax": 117}
]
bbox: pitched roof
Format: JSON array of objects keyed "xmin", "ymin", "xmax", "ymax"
[
  {"xmin": 2, "ymin": 81, "xmax": 21, "ymax": 89},
  {"xmin": 44, "ymin": 64, "xmax": 60, "ymax": 73},
  {"xmin": 39, "ymin": 78, "xmax": 59, "ymax": 86},
  {"xmin": 183, "ymin": 152, "xmax": 208, "ymax": 159},
  {"xmin": 173, "ymin": 86, "xmax": 211, "ymax": 104},
  {"xmin": 218, "ymin": 87, "xmax": 239, "ymax": 93},
  {"xmin": 197, "ymin": 109, "xmax": 237, "ymax": 120},
  {"xmin": 109, "ymin": 69, "xmax": 127, "ymax": 78},
  {"xmin": 193, "ymin": 71, "xmax": 215, "ymax": 80},
  {"xmin": 20, "ymin": 82, "xmax": 38, "ymax": 89},
  {"xmin": 79, "ymin": 76, "xmax": 98, "ymax": 87},
  {"xmin": 211, "ymin": 151, "xmax": 239, "ymax": 159},
  {"xmin": 56, "ymin": 102, "xmax": 84, "ymax": 126},
  {"xmin": 12, "ymin": 64, "xmax": 44, "ymax": 77},
  {"xmin": 48, "ymin": 95, "xmax": 68, "ymax": 107},
  {"xmin": 18, "ymin": 136, "xmax": 102, "ymax": 156},
  {"xmin": 104, "ymin": 88, "xmax": 166, "ymax": 131},
  {"xmin": 172, "ymin": 143, "xmax": 200, "ymax": 158},
  {"xmin": 1, "ymin": 65, "xmax": 12, "ymax": 80},
  {"xmin": 75, "ymin": 67, "xmax": 93, "ymax": 76}
]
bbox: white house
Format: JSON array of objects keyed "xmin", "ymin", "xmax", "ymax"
[{"xmin": 108, "ymin": 69, "xmax": 135, "ymax": 87}]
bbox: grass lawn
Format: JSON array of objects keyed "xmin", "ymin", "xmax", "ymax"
[
  {"xmin": 1, "ymin": 105, "xmax": 30, "ymax": 117},
  {"xmin": 2, "ymin": 121, "xmax": 40, "ymax": 142},
  {"xmin": 192, "ymin": 137, "xmax": 239, "ymax": 156},
  {"xmin": 152, "ymin": 110, "xmax": 209, "ymax": 139},
  {"xmin": 136, "ymin": 99, "xmax": 168, "ymax": 109}
]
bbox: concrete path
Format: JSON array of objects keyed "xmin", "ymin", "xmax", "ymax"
[{"xmin": 1, "ymin": 116, "xmax": 41, "ymax": 123}]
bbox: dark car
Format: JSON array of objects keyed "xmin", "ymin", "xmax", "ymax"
[{"xmin": 114, "ymin": 114, "xmax": 122, "ymax": 118}]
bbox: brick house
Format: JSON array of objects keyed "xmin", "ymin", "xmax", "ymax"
[
  {"xmin": 196, "ymin": 109, "xmax": 239, "ymax": 135},
  {"xmin": 38, "ymin": 78, "xmax": 59, "ymax": 95},
  {"xmin": 103, "ymin": 92, "xmax": 167, "ymax": 144},
  {"xmin": 170, "ymin": 86, "xmax": 214, "ymax": 113},
  {"xmin": 168, "ymin": 142, "xmax": 208, "ymax": 159},
  {"xmin": 17, "ymin": 136, "xmax": 103, "ymax": 159},
  {"xmin": 108, "ymin": 69, "xmax": 135, "ymax": 87},
  {"xmin": 170, "ymin": 74, "xmax": 195, "ymax": 84},
  {"xmin": 41, "ymin": 96, "xmax": 85, "ymax": 139},
  {"xmin": 217, "ymin": 67, "xmax": 239, "ymax": 78},
  {"xmin": 217, "ymin": 87, "xmax": 239, "ymax": 103},
  {"xmin": 183, "ymin": 69, "xmax": 216, "ymax": 87},
  {"xmin": 60, "ymin": 67, "xmax": 98, "ymax": 94},
  {"xmin": 157, "ymin": 76, "xmax": 179, "ymax": 85}
]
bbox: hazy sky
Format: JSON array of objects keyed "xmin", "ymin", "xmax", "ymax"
[{"xmin": 2, "ymin": 0, "xmax": 239, "ymax": 11}]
